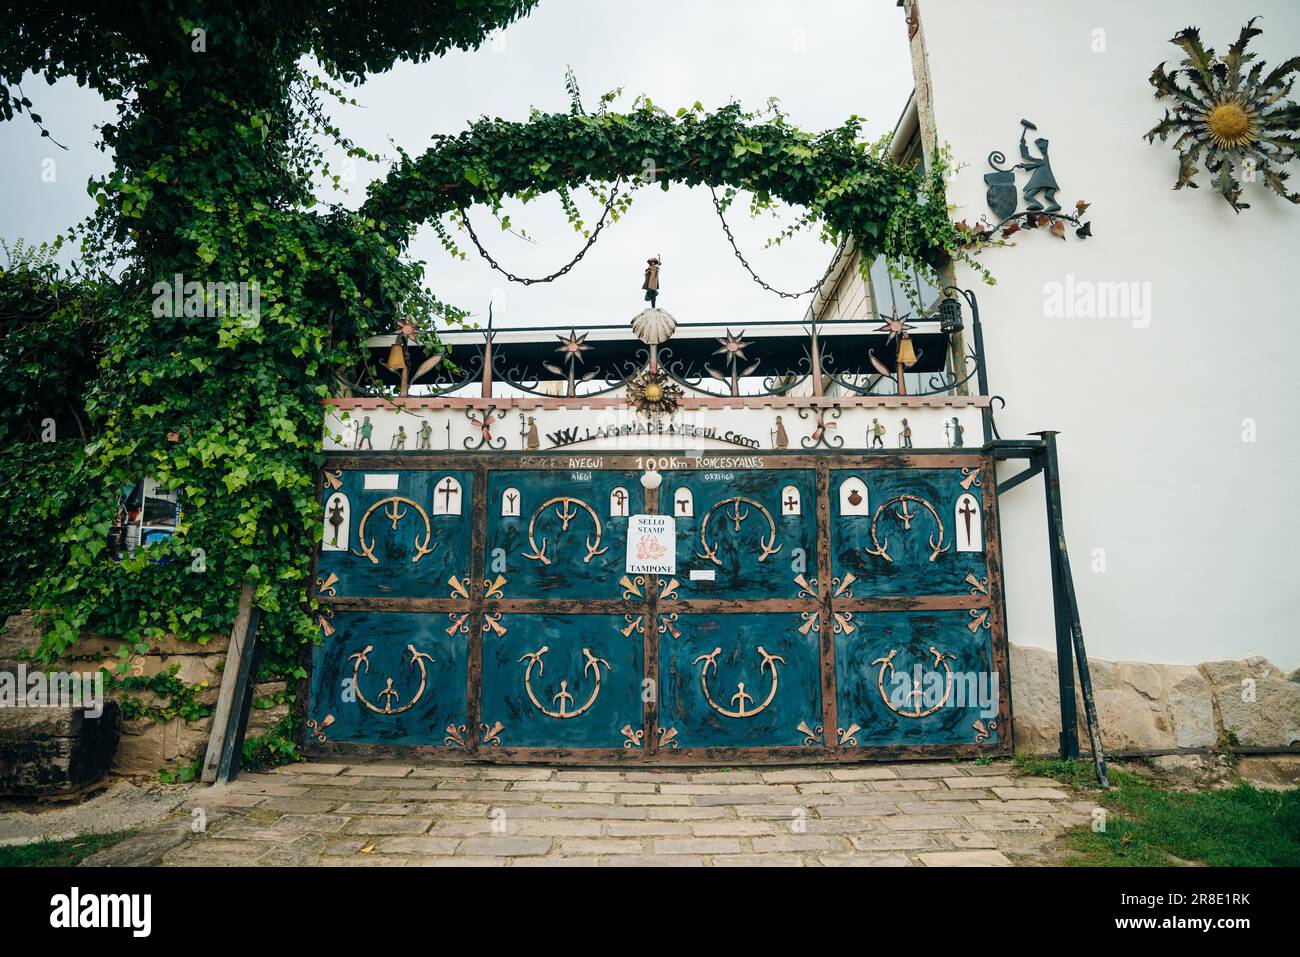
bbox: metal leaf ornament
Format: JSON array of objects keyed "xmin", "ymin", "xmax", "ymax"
[{"xmin": 1145, "ymin": 17, "xmax": 1300, "ymax": 212}]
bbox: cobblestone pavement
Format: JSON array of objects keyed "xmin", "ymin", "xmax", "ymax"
[{"xmin": 85, "ymin": 760, "xmax": 1096, "ymax": 867}]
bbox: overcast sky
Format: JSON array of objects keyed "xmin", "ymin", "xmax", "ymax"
[{"xmin": 0, "ymin": 0, "xmax": 912, "ymax": 331}]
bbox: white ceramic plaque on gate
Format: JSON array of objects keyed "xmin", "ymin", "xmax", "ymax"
[{"xmin": 626, "ymin": 514, "xmax": 677, "ymax": 575}]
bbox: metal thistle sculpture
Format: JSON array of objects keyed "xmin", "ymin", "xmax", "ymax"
[{"xmin": 1145, "ymin": 18, "xmax": 1300, "ymax": 213}]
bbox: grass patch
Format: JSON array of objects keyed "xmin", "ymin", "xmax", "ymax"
[
  {"xmin": 0, "ymin": 830, "xmax": 137, "ymax": 867},
  {"xmin": 1015, "ymin": 754, "xmax": 1300, "ymax": 867}
]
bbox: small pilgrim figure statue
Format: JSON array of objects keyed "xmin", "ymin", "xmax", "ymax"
[
  {"xmin": 771, "ymin": 415, "xmax": 788, "ymax": 450},
  {"xmin": 391, "ymin": 425, "xmax": 407, "ymax": 450},
  {"xmin": 642, "ymin": 255, "xmax": 661, "ymax": 308},
  {"xmin": 869, "ymin": 417, "xmax": 886, "ymax": 449},
  {"xmin": 355, "ymin": 415, "xmax": 374, "ymax": 450},
  {"xmin": 1016, "ymin": 119, "xmax": 1060, "ymax": 213},
  {"xmin": 521, "ymin": 414, "xmax": 540, "ymax": 450},
  {"xmin": 899, "ymin": 417, "xmax": 913, "ymax": 448},
  {"xmin": 947, "ymin": 416, "xmax": 965, "ymax": 448},
  {"xmin": 327, "ymin": 497, "xmax": 346, "ymax": 547},
  {"xmin": 417, "ymin": 419, "xmax": 432, "ymax": 450}
]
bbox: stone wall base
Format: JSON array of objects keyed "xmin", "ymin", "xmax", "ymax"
[
  {"xmin": 1010, "ymin": 643, "xmax": 1300, "ymax": 754},
  {"xmin": 1, "ymin": 611, "xmax": 287, "ymax": 782}
]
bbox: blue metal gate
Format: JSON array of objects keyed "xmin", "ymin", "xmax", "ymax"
[{"xmin": 306, "ymin": 453, "xmax": 1009, "ymax": 762}]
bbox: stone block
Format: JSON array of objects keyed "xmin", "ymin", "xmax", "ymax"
[{"xmin": 0, "ymin": 699, "xmax": 120, "ymax": 795}]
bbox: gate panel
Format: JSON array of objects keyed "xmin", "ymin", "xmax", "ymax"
[
  {"xmin": 833, "ymin": 609, "xmax": 1001, "ymax": 748},
  {"xmin": 829, "ymin": 467, "xmax": 988, "ymax": 596},
  {"xmin": 658, "ymin": 613, "xmax": 821, "ymax": 748},
  {"xmin": 662, "ymin": 469, "xmax": 815, "ymax": 599},
  {"xmin": 318, "ymin": 468, "xmax": 473, "ymax": 598},
  {"xmin": 307, "ymin": 611, "xmax": 468, "ymax": 747},
  {"xmin": 479, "ymin": 613, "xmax": 644, "ymax": 749},
  {"xmin": 487, "ymin": 469, "xmax": 637, "ymax": 600}
]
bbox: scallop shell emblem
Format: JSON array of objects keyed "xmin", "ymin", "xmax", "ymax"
[{"xmin": 632, "ymin": 308, "xmax": 677, "ymax": 345}]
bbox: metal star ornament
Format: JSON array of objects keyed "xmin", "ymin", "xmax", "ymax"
[
  {"xmin": 874, "ymin": 312, "xmax": 915, "ymax": 344},
  {"xmin": 713, "ymin": 329, "xmax": 752, "ymax": 360},
  {"xmin": 555, "ymin": 329, "xmax": 592, "ymax": 362}
]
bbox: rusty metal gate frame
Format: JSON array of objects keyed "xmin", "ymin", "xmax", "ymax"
[{"xmin": 303, "ymin": 449, "xmax": 1012, "ymax": 765}]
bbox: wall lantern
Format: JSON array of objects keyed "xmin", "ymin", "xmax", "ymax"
[{"xmin": 939, "ymin": 295, "xmax": 964, "ymax": 335}]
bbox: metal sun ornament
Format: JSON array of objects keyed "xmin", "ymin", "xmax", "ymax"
[
  {"xmin": 1145, "ymin": 17, "xmax": 1300, "ymax": 213},
  {"xmin": 628, "ymin": 368, "xmax": 683, "ymax": 417}
]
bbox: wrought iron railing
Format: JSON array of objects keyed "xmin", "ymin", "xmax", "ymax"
[{"xmin": 355, "ymin": 287, "xmax": 989, "ymax": 403}]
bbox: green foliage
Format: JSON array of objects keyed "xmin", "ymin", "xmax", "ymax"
[
  {"xmin": 0, "ymin": 442, "xmax": 84, "ymax": 619},
  {"xmin": 1014, "ymin": 754, "xmax": 1300, "ymax": 866},
  {"xmin": 0, "ymin": 3, "xmax": 538, "ymax": 677},
  {"xmin": 0, "ymin": 830, "xmax": 138, "ymax": 867},
  {"xmin": 114, "ymin": 663, "xmax": 213, "ymax": 724},
  {"xmin": 241, "ymin": 713, "xmax": 303, "ymax": 772},
  {"xmin": 366, "ymin": 101, "xmax": 984, "ymax": 308},
  {"xmin": 1013, "ymin": 753, "xmax": 1102, "ymax": 790},
  {"xmin": 158, "ymin": 756, "xmax": 203, "ymax": 785}
]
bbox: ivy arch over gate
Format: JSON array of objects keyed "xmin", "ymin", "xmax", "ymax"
[{"xmin": 362, "ymin": 102, "xmax": 981, "ymax": 299}]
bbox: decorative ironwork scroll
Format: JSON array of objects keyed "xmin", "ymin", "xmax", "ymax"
[
  {"xmin": 862, "ymin": 494, "xmax": 949, "ymax": 563},
  {"xmin": 350, "ymin": 497, "xmax": 435, "ymax": 565},
  {"xmin": 870, "ymin": 647, "xmax": 955, "ymax": 718},
  {"xmin": 348, "ymin": 644, "xmax": 435, "ymax": 715},
  {"xmin": 693, "ymin": 646, "xmax": 784, "ymax": 719},
  {"xmin": 697, "ymin": 496, "xmax": 782, "ymax": 566},
  {"xmin": 522, "ymin": 496, "xmax": 609, "ymax": 565},
  {"xmin": 518, "ymin": 646, "xmax": 612, "ymax": 719}
]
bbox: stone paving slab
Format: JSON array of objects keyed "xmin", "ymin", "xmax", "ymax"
[{"xmin": 79, "ymin": 759, "xmax": 1095, "ymax": 867}]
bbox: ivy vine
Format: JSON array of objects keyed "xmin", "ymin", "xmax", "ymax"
[{"xmin": 366, "ymin": 98, "xmax": 983, "ymax": 305}]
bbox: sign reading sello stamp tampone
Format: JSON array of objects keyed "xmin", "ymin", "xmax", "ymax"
[{"xmin": 626, "ymin": 514, "xmax": 676, "ymax": 575}]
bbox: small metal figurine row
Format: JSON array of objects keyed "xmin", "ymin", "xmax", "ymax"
[
  {"xmin": 349, "ymin": 415, "xmax": 442, "ymax": 450},
  {"xmin": 349, "ymin": 411, "xmax": 967, "ymax": 451},
  {"xmin": 769, "ymin": 414, "xmax": 965, "ymax": 449}
]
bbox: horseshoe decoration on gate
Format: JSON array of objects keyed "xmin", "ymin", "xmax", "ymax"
[
  {"xmin": 693, "ymin": 646, "xmax": 785, "ymax": 718},
  {"xmin": 696, "ymin": 497, "xmax": 782, "ymax": 566},
  {"xmin": 351, "ymin": 496, "xmax": 435, "ymax": 565},
  {"xmin": 518, "ymin": 646, "xmax": 612, "ymax": 719},
  {"xmin": 348, "ymin": 643, "xmax": 435, "ymax": 715},
  {"xmin": 862, "ymin": 494, "xmax": 949, "ymax": 563},
  {"xmin": 870, "ymin": 647, "xmax": 955, "ymax": 718},
  {"xmin": 522, "ymin": 497, "xmax": 609, "ymax": 565}
]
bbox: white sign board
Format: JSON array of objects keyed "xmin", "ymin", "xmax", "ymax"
[{"xmin": 626, "ymin": 514, "xmax": 677, "ymax": 575}]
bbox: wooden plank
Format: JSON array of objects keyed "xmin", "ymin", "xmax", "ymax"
[{"xmin": 201, "ymin": 581, "xmax": 258, "ymax": 784}]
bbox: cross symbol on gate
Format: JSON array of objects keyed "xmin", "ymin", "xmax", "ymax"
[
  {"xmin": 959, "ymin": 499, "xmax": 976, "ymax": 544},
  {"xmin": 677, "ymin": 496, "xmax": 689, "ymax": 514},
  {"xmin": 439, "ymin": 479, "xmax": 459, "ymax": 513},
  {"xmin": 784, "ymin": 493, "xmax": 798, "ymax": 512}
]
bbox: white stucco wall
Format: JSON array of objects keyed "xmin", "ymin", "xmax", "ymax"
[{"xmin": 914, "ymin": 0, "xmax": 1300, "ymax": 669}]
